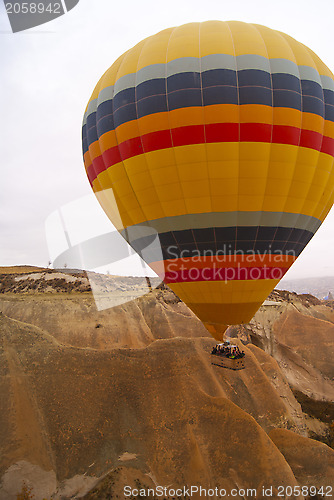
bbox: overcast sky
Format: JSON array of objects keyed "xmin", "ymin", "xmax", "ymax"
[{"xmin": 1, "ymin": 0, "xmax": 334, "ymax": 280}]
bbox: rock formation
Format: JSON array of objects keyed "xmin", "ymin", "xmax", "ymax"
[{"xmin": 0, "ymin": 268, "xmax": 333, "ymax": 499}]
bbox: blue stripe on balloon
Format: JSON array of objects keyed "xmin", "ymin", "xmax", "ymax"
[
  {"xmin": 272, "ymin": 73, "xmax": 300, "ymax": 92},
  {"xmin": 238, "ymin": 69, "xmax": 272, "ymax": 87},
  {"xmin": 202, "ymin": 86, "xmax": 238, "ymax": 106},
  {"xmin": 324, "ymin": 89, "xmax": 334, "ymax": 106},
  {"xmin": 137, "ymin": 94, "xmax": 168, "ymax": 118},
  {"xmin": 202, "ymin": 68, "xmax": 237, "ymax": 87},
  {"xmin": 82, "ymin": 68, "xmax": 334, "ymax": 151},
  {"xmin": 126, "ymin": 226, "xmax": 315, "ymax": 263},
  {"xmin": 136, "ymin": 78, "xmax": 166, "ymax": 100},
  {"xmin": 325, "ymin": 104, "xmax": 334, "ymax": 121}
]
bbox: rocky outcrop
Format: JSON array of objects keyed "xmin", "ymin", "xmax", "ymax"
[
  {"xmin": 0, "ymin": 313, "xmax": 304, "ymax": 499},
  {"xmin": 269, "ymin": 428, "xmax": 334, "ymax": 490},
  {"xmin": 0, "ymin": 269, "xmax": 333, "ymax": 499},
  {"xmin": 227, "ymin": 289, "xmax": 334, "ymax": 453}
]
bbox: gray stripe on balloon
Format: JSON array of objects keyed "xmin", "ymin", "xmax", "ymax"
[
  {"xmin": 120, "ymin": 211, "xmax": 322, "ymax": 240},
  {"xmin": 81, "ymin": 56, "xmax": 334, "ymax": 126},
  {"xmin": 82, "ymin": 83, "xmax": 116, "ymax": 126},
  {"xmin": 299, "ymin": 66, "xmax": 323, "ymax": 85},
  {"xmin": 321, "ymin": 75, "xmax": 334, "ymax": 91},
  {"xmin": 110, "ymin": 55, "xmax": 324, "ymax": 95},
  {"xmin": 83, "ymin": 61, "xmax": 334, "ymax": 124}
]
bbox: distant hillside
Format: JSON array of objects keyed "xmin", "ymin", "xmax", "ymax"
[
  {"xmin": 277, "ymin": 276, "xmax": 334, "ymax": 299},
  {"xmin": 0, "ymin": 265, "xmax": 49, "ymax": 274}
]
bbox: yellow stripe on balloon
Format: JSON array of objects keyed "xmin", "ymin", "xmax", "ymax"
[{"xmin": 91, "ymin": 142, "xmax": 333, "ymax": 225}]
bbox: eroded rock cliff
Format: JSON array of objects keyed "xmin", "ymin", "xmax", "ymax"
[{"xmin": 0, "ymin": 268, "xmax": 333, "ymax": 499}]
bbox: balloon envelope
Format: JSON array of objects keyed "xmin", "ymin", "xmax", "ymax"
[{"xmin": 82, "ymin": 21, "xmax": 334, "ymax": 340}]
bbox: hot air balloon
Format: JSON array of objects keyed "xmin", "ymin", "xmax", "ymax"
[{"xmin": 82, "ymin": 21, "xmax": 334, "ymax": 341}]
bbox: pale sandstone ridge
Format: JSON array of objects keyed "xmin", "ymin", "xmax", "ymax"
[
  {"xmin": 0, "ymin": 315, "xmax": 301, "ymax": 499},
  {"xmin": 0, "ymin": 272, "xmax": 207, "ymax": 349},
  {"xmin": 0, "ymin": 268, "xmax": 333, "ymax": 498},
  {"xmin": 269, "ymin": 429, "xmax": 334, "ymax": 490},
  {"xmin": 232, "ymin": 291, "xmax": 334, "ymax": 426}
]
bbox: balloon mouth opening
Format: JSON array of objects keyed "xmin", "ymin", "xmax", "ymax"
[{"xmin": 203, "ymin": 322, "xmax": 229, "ymax": 342}]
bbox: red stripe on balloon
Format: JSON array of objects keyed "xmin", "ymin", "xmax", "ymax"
[
  {"xmin": 102, "ymin": 145, "xmax": 122, "ymax": 166},
  {"xmin": 142, "ymin": 129, "xmax": 173, "ymax": 151},
  {"xmin": 321, "ymin": 135, "xmax": 334, "ymax": 156},
  {"xmin": 87, "ymin": 163, "xmax": 96, "ymax": 185},
  {"xmin": 162, "ymin": 266, "xmax": 289, "ymax": 283},
  {"xmin": 240, "ymin": 123, "xmax": 272, "ymax": 142},
  {"xmin": 272, "ymin": 125, "xmax": 300, "ymax": 146},
  {"xmin": 300, "ymin": 129, "xmax": 323, "ymax": 151},
  {"xmin": 172, "ymin": 124, "xmax": 206, "ymax": 145},
  {"xmin": 118, "ymin": 136, "xmax": 143, "ymax": 159},
  {"xmin": 206, "ymin": 123, "xmax": 239, "ymax": 142},
  {"xmin": 91, "ymin": 155, "xmax": 106, "ymax": 176},
  {"xmin": 87, "ymin": 122, "xmax": 334, "ymax": 186}
]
